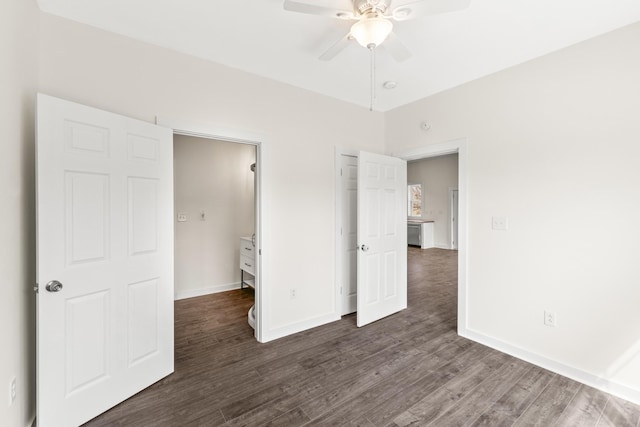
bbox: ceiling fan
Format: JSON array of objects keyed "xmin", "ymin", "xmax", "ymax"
[{"xmin": 283, "ymin": 0, "xmax": 472, "ymax": 61}]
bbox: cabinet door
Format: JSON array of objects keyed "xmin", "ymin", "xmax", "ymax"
[{"xmin": 408, "ymin": 225, "xmax": 420, "ymax": 246}]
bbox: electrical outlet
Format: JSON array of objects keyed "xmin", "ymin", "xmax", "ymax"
[
  {"xmin": 544, "ymin": 310, "xmax": 557, "ymax": 327},
  {"xmin": 492, "ymin": 216, "xmax": 508, "ymax": 231},
  {"xmin": 290, "ymin": 289, "xmax": 296, "ymax": 299},
  {"xmin": 9, "ymin": 377, "xmax": 16, "ymax": 405}
]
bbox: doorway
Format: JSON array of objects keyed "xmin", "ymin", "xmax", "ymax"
[
  {"xmin": 407, "ymin": 153, "xmax": 458, "ymax": 250},
  {"xmin": 335, "ymin": 139, "xmax": 467, "ymax": 332},
  {"xmin": 157, "ymin": 117, "xmax": 264, "ymax": 341},
  {"xmin": 173, "ymin": 134, "xmax": 257, "ymax": 335}
]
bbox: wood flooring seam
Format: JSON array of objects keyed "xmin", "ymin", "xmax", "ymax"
[
  {"xmin": 511, "ymin": 372, "xmax": 557, "ymax": 426},
  {"xmin": 389, "ymin": 347, "xmax": 502, "ymax": 425},
  {"xmin": 551, "ymin": 383, "xmax": 586, "ymax": 427},
  {"xmin": 451, "ymin": 362, "xmax": 536, "ymax": 427},
  {"xmin": 596, "ymin": 398, "xmax": 609, "ymax": 427}
]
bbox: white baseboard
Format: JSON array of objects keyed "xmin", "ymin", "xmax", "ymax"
[
  {"xmin": 434, "ymin": 244, "xmax": 452, "ymax": 250},
  {"xmin": 260, "ymin": 312, "xmax": 341, "ymax": 343},
  {"xmin": 174, "ymin": 282, "xmax": 241, "ymax": 300},
  {"xmin": 459, "ymin": 327, "xmax": 640, "ymax": 406}
]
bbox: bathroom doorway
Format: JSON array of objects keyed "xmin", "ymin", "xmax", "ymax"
[{"xmin": 173, "ymin": 133, "xmax": 260, "ymax": 338}]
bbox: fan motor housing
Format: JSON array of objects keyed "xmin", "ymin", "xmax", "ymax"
[{"xmin": 354, "ymin": 0, "xmax": 391, "ymax": 15}]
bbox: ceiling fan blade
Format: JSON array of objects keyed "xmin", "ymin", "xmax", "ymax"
[
  {"xmin": 319, "ymin": 33, "xmax": 353, "ymax": 61},
  {"xmin": 390, "ymin": 0, "xmax": 472, "ymax": 21},
  {"xmin": 283, "ymin": 0, "xmax": 354, "ymax": 19},
  {"xmin": 383, "ymin": 32, "xmax": 412, "ymax": 62}
]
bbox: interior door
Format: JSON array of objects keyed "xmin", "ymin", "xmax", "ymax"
[
  {"xmin": 36, "ymin": 94, "xmax": 174, "ymax": 427},
  {"xmin": 357, "ymin": 151, "xmax": 407, "ymax": 327},
  {"xmin": 340, "ymin": 154, "xmax": 358, "ymax": 315}
]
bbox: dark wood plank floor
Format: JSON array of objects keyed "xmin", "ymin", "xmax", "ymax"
[{"xmin": 84, "ymin": 248, "xmax": 640, "ymax": 426}]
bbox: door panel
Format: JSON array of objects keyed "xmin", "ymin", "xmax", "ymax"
[
  {"xmin": 128, "ymin": 177, "xmax": 159, "ymax": 255},
  {"xmin": 357, "ymin": 151, "xmax": 407, "ymax": 327},
  {"xmin": 37, "ymin": 94, "xmax": 174, "ymax": 427},
  {"xmin": 64, "ymin": 290, "xmax": 109, "ymax": 396},
  {"xmin": 128, "ymin": 278, "xmax": 160, "ymax": 365},
  {"xmin": 65, "ymin": 171, "xmax": 110, "ymax": 264}
]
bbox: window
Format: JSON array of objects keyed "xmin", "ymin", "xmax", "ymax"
[{"xmin": 408, "ymin": 184, "xmax": 422, "ymax": 217}]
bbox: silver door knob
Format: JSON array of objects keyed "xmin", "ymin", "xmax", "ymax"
[
  {"xmin": 46, "ymin": 280, "xmax": 63, "ymax": 292},
  {"xmin": 360, "ymin": 244, "xmax": 369, "ymax": 252}
]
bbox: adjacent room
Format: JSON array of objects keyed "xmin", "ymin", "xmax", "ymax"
[{"xmin": 3, "ymin": 0, "xmax": 640, "ymax": 426}]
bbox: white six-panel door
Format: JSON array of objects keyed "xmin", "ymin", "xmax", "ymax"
[
  {"xmin": 36, "ymin": 94, "xmax": 174, "ymax": 426},
  {"xmin": 357, "ymin": 151, "xmax": 407, "ymax": 327}
]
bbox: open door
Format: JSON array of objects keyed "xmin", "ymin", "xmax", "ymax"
[
  {"xmin": 356, "ymin": 151, "xmax": 407, "ymax": 327},
  {"xmin": 340, "ymin": 154, "xmax": 358, "ymax": 315},
  {"xmin": 36, "ymin": 94, "xmax": 174, "ymax": 426}
]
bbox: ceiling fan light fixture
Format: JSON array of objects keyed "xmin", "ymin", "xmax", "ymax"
[{"xmin": 350, "ymin": 17, "xmax": 393, "ymax": 48}]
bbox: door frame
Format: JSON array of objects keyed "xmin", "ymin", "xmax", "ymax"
[
  {"xmin": 336, "ymin": 139, "xmax": 467, "ymax": 333},
  {"xmin": 157, "ymin": 117, "xmax": 267, "ymax": 342},
  {"xmin": 393, "ymin": 138, "xmax": 468, "ymax": 334},
  {"xmin": 449, "ymin": 187, "xmax": 459, "ymax": 250}
]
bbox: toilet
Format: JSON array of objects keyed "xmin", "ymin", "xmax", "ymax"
[{"xmin": 248, "ymin": 304, "xmax": 255, "ymax": 329}]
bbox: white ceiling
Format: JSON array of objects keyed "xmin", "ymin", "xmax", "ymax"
[{"xmin": 37, "ymin": 0, "xmax": 640, "ymax": 111}]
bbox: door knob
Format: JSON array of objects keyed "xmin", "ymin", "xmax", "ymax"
[
  {"xmin": 360, "ymin": 244, "xmax": 369, "ymax": 252},
  {"xmin": 45, "ymin": 280, "xmax": 63, "ymax": 292}
]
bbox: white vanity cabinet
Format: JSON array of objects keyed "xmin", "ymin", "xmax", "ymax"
[
  {"xmin": 420, "ymin": 222, "xmax": 435, "ymax": 249},
  {"xmin": 240, "ymin": 236, "xmax": 255, "ymax": 288}
]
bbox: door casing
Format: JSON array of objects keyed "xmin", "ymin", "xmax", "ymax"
[
  {"xmin": 156, "ymin": 117, "xmax": 266, "ymax": 342},
  {"xmin": 335, "ymin": 139, "xmax": 468, "ymax": 334}
]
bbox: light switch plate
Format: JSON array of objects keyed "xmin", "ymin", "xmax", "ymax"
[{"xmin": 177, "ymin": 213, "xmax": 187, "ymax": 222}]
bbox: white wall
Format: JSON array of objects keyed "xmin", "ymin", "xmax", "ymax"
[
  {"xmin": 386, "ymin": 22, "xmax": 640, "ymax": 403},
  {"xmin": 37, "ymin": 12, "xmax": 385, "ymax": 341},
  {"xmin": 0, "ymin": 0, "xmax": 39, "ymax": 426},
  {"xmin": 173, "ymin": 135, "xmax": 255, "ymax": 299},
  {"xmin": 407, "ymin": 154, "xmax": 458, "ymax": 248}
]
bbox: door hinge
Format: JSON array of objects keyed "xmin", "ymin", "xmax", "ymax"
[
  {"xmin": 34, "ymin": 283, "xmax": 39, "ymax": 293},
  {"xmin": 340, "ymin": 286, "xmax": 343, "ymax": 295},
  {"xmin": 340, "ymin": 168, "xmax": 343, "ymax": 177}
]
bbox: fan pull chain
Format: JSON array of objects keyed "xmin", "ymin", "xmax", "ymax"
[{"xmin": 369, "ymin": 44, "xmax": 376, "ymax": 112}]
